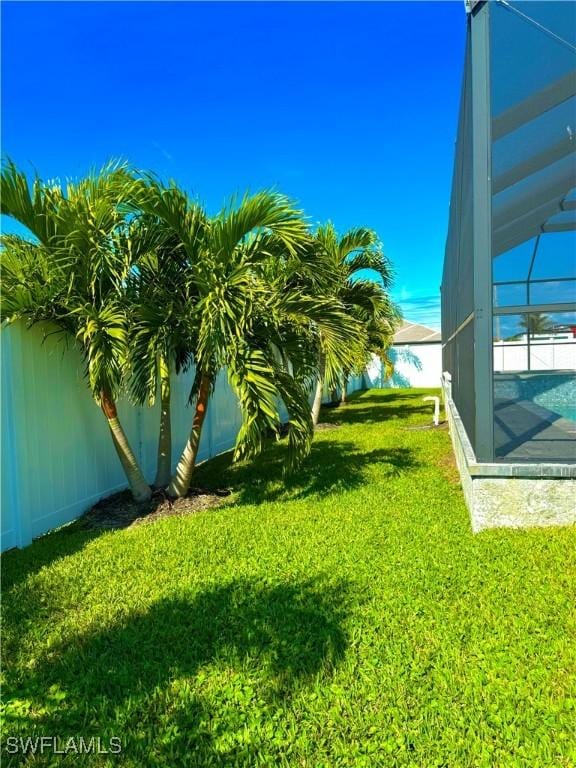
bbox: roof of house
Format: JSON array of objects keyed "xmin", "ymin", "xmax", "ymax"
[{"xmin": 393, "ymin": 321, "xmax": 442, "ymax": 344}]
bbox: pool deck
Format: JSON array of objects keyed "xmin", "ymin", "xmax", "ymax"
[{"xmin": 494, "ymin": 398, "xmax": 576, "ymax": 462}]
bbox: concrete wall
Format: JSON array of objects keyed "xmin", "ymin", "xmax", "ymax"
[
  {"xmin": 385, "ymin": 343, "xmax": 443, "ymax": 389},
  {"xmin": 442, "ymin": 373, "xmax": 576, "ymax": 532},
  {"xmin": 1, "ymin": 323, "xmax": 364, "ymax": 550}
]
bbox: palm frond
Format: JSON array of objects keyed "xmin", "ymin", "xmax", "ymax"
[
  {"xmin": 337, "ymin": 226, "xmax": 378, "ymax": 260},
  {"xmin": 1, "ymin": 159, "xmax": 65, "ymax": 245},
  {"xmin": 212, "ymin": 191, "xmax": 308, "ymax": 263},
  {"xmin": 273, "ymin": 368, "xmax": 313, "ymax": 473},
  {"xmin": 136, "ymin": 178, "xmax": 208, "ymax": 265},
  {"xmin": 277, "ymin": 292, "xmax": 364, "ymax": 388},
  {"xmin": 73, "ymin": 300, "xmax": 129, "ymax": 399},
  {"xmin": 345, "ymin": 249, "xmax": 394, "ymax": 288},
  {"xmin": 227, "ymin": 345, "xmax": 280, "ymax": 460}
]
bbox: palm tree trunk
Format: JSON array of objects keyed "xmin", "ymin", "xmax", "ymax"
[
  {"xmin": 168, "ymin": 373, "xmax": 211, "ymax": 498},
  {"xmin": 330, "ymin": 387, "xmax": 339, "ymax": 406},
  {"xmin": 154, "ymin": 355, "xmax": 172, "ymax": 488},
  {"xmin": 340, "ymin": 373, "xmax": 348, "ymax": 405},
  {"xmin": 311, "ymin": 353, "xmax": 326, "ymax": 427},
  {"xmin": 100, "ymin": 389, "xmax": 152, "ymax": 502}
]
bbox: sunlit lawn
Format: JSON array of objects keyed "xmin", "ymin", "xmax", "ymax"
[{"xmin": 2, "ymin": 389, "xmax": 575, "ymax": 767}]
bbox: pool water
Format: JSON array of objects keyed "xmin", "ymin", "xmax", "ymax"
[
  {"xmin": 494, "ymin": 373, "xmax": 576, "ymax": 423},
  {"xmin": 549, "ymin": 404, "xmax": 576, "ymax": 422}
]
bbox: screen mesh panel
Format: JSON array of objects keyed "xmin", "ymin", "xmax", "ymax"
[{"xmin": 442, "ymin": 30, "xmax": 476, "ymax": 448}]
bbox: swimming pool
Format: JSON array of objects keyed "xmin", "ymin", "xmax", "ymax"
[
  {"xmin": 531, "ymin": 374, "xmax": 576, "ymax": 422},
  {"xmin": 547, "ymin": 404, "xmax": 576, "ymax": 422},
  {"xmin": 494, "ymin": 372, "xmax": 576, "ymax": 422}
]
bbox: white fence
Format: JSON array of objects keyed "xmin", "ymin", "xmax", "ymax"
[
  {"xmin": 364, "ymin": 346, "xmax": 443, "ymax": 389},
  {"xmin": 1, "ymin": 323, "xmax": 364, "ymax": 551},
  {"xmin": 493, "ymin": 338, "xmax": 576, "ymax": 371}
]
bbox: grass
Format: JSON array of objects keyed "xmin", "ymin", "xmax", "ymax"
[{"xmin": 2, "ymin": 388, "xmax": 575, "ymax": 767}]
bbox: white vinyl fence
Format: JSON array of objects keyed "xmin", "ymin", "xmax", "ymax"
[
  {"xmin": 1, "ymin": 323, "xmax": 364, "ymax": 551},
  {"xmin": 493, "ymin": 338, "xmax": 576, "ymax": 371},
  {"xmin": 363, "ymin": 347, "xmax": 444, "ymax": 389}
]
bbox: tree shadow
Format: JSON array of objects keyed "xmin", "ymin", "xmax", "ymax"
[
  {"xmin": 2, "ymin": 389, "xmax": 426, "ymax": 591},
  {"xmin": 323, "ymin": 390, "xmax": 440, "ymax": 426},
  {"xmin": 332, "ymin": 404, "xmax": 432, "ymax": 425},
  {"xmin": 343, "ymin": 390, "xmax": 439, "ymax": 405},
  {"xmin": 1, "ymin": 527, "xmax": 102, "ymax": 593},
  {"xmin": 3, "ymin": 578, "xmax": 350, "ymax": 765},
  {"xmin": 195, "ymin": 439, "xmax": 416, "ymax": 506},
  {"xmin": 384, "ymin": 347, "xmax": 424, "ymax": 388},
  {"xmin": 191, "ymin": 390, "xmax": 423, "ymax": 505}
]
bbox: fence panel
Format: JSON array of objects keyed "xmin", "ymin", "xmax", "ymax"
[
  {"xmin": 1, "ymin": 326, "xmax": 21, "ymax": 550},
  {"xmin": 1, "ymin": 324, "xmax": 365, "ymax": 550}
]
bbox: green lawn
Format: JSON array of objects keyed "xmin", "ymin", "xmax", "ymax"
[{"xmin": 2, "ymin": 389, "xmax": 575, "ymax": 767}]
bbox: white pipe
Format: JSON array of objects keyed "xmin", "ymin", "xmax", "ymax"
[{"xmin": 423, "ymin": 396, "xmax": 440, "ymax": 426}]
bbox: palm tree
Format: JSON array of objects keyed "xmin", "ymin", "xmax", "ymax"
[
  {"xmin": 134, "ymin": 183, "xmax": 311, "ymax": 498},
  {"xmin": 307, "ymin": 223, "xmax": 400, "ymax": 424},
  {"xmin": 519, "ymin": 312, "xmax": 553, "ymax": 336},
  {"xmin": 124, "ymin": 189, "xmax": 207, "ymax": 488},
  {"xmin": 133, "ymin": 182, "xmax": 363, "ymax": 498},
  {"xmin": 339, "ymin": 304, "xmax": 399, "ymax": 404},
  {"xmin": 1, "ymin": 160, "xmax": 152, "ymax": 501}
]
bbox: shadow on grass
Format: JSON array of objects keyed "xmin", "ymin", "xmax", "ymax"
[
  {"xmin": 2, "ymin": 390, "xmax": 425, "ymax": 589},
  {"xmin": 344, "ymin": 390, "xmax": 434, "ymax": 405},
  {"xmin": 192, "ymin": 389, "xmax": 423, "ymax": 504},
  {"xmin": 4, "ymin": 578, "xmax": 349, "ymax": 765},
  {"xmin": 1, "ymin": 527, "xmax": 101, "ymax": 593},
  {"xmin": 331, "ymin": 404, "xmax": 432, "ymax": 425},
  {"xmin": 195, "ymin": 440, "xmax": 416, "ymax": 506},
  {"xmin": 321, "ymin": 390, "xmax": 439, "ymax": 426}
]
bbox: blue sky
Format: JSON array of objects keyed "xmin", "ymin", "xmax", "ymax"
[{"xmin": 2, "ymin": 1, "xmax": 466, "ymax": 330}]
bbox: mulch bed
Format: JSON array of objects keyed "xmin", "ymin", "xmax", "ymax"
[
  {"xmin": 315, "ymin": 422, "xmax": 341, "ymax": 431},
  {"xmin": 82, "ymin": 487, "xmax": 230, "ymax": 531}
]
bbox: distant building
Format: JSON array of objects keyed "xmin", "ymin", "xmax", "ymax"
[{"xmin": 385, "ymin": 321, "xmax": 442, "ymax": 389}]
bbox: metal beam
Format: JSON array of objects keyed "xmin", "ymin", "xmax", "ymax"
[
  {"xmin": 442, "ymin": 312, "xmax": 474, "ymax": 347},
  {"xmin": 493, "ymin": 188, "xmax": 576, "ymax": 255},
  {"xmin": 493, "ymin": 302, "xmax": 576, "ymax": 315},
  {"xmin": 492, "ymin": 137, "xmax": 575, "ymax": 194},
  {"xmin": 493, "ymin": 277, "xmax": 576, "ymax": 286},
  {"xmin": 471, "ymin": 2, "xmax": 494, "ymax": 462},
  {"xmin": 492, "ymin": 70, "xmax": 576, "ymax": 141},
  {"xmin": 526, "ymin": 234, "xmax": 540, "ymax": 304},
  {"xmin": 492, "ymin": 161, "xmax": 576, "ymax": 232},
  {"xmin": 493, "ymin": 196, "xmax": 564, "ymax": 257},
  {"xmin": 542, "ymin": 220, "xmax": 576, "ymax": 233}
]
